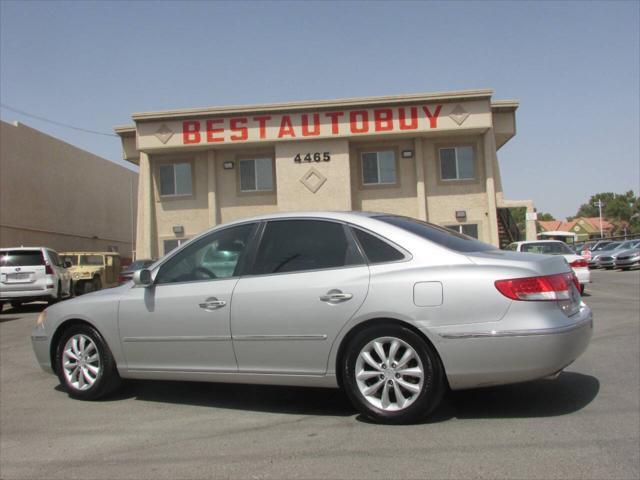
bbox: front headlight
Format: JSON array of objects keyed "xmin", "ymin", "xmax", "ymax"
[{"xmin": 36, "ymin": 310, "xmax": 47, "ymax": 329}]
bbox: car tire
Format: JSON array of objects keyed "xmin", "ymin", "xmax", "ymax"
[
  {"xmin": 55, "ymin": 324, "xmax": 121, "ymax": 400},
  {"xmin": 10, "ymin": 301, "xmax": 22, "ymax": 309},
  {"xmin": 0, "ymin": 302, "xmax": 4, "ymax": 313},
  {"xmin": 92, "ymin": 276, "xmax": 102, "ymax": 292},
  {"xmin": 342, "ymin": 324, "xmax": 445, "ymax": 424},
  {"xmin": 580, "ymin": 284, "xmax": 585, "ymax": 295}
]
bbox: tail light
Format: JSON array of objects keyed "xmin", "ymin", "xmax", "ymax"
[
  {"xmin": 570, "ymin": 258, "xmax": 588, "ymax": 268},
  {"xmin": 495, "ymin": 272, "xmax": 578, "ymax": 301},
  {"xmin": 45, "ymin": 263, "xmax": 53, "ymax": 275}
]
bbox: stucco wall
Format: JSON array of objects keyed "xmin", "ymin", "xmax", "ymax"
[{"xmin": 0, "ymin": 121, "xmax": 137, "ymax": 256}]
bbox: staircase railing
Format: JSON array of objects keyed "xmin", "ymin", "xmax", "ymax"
[{"xmin": 497, "ymin": 208, "xmax": 521, "ymax": 246}]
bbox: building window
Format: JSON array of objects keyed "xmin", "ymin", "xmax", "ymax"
[
  {"xmin": 163, "ymin": 238, "xmax": 189, "ymax": 255},
  {"xmin": 239, "ymin": 158, "xmax": 274, "ymax": 192},
  {"xmin": 439, "ymin": 146, "xmax": 475, "ymax": 180},
  {"xmin": 445, "ymin": 224, "xmax": 479, "ymax": 239},
  {"xmin": 361, "ymin": 150, "xmax": 397, "ymax": 185},
  {"xmin": 159, "ymin": 163, "xmax": 193, "ymax": 196}
]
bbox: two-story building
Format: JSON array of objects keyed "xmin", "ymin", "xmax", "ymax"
[{"xmin": 115, "ymin": 89, "xmax": 535, "ymax": 258}]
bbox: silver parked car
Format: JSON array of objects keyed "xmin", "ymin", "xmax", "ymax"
[
  {"xmin": 615, "ymin": 247, "xmax": 640, "ymax": 270},
  {"xmin": 596, "ymin": 240, "xmax": 640, "ymax": 269},
  {"xmin": 31, "ymin": 212, "xmax": 592, "ymax": 424}
]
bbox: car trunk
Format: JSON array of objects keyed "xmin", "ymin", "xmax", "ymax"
[{"xmin": 0, "ymin": 250, "xmax": 48, "ymax": 292}]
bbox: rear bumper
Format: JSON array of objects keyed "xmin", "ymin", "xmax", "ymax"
[
  {"xmin": 431, "ymin": 304, "xmax": 593, "ymax": 390},
  {"xmin": 573, "ymin": 267, "xmax": 591, "ymax": 285},
  {"xmin": 0, "ymin": 287, "xmax": 55, "ymax": 302}
]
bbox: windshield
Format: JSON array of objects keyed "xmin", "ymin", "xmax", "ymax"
[
  {"xmin": 61, "ymin": 255, "xmax": 78, "ymax": 266},
  {"xmin": 80, "ymin": 255, "xmax": 104, "ymax": 266},
  {"xmin": 600, "ymin": 242, "xmax": 621, "ymax": 251},
  {"xmin": 0, "ymin": 250, "xmax": 45, "ymax": 266},
  {"xmin": 377, "ymin": 215, "xmax": 496, "ymax": 253},
  {"xmin": 520, "ymin": 242, "xmax": 574, "ymax": 255}
]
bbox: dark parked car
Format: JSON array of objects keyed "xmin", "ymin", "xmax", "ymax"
[{"xmin": 117, "ymin": 259, "xmax": 156, "ymax": 284}]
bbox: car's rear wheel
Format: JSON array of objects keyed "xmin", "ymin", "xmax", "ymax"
[
  {"xmin": 342, "ymin": 324, "xmax": 445, "ymax": 424},
  {"xmin": 55, "ymin": 324, "xmax": 121, "ymax": 400},
  {"xmin": 48, "ymin": 282, "xmax": 62, "ymax": 305}
]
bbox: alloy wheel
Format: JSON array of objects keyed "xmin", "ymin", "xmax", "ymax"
[{"xmin": 62, "ymin": 334, "xmax": 101, "ymax": 391}]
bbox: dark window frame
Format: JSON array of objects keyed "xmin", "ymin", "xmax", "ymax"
[{"xmin": 349, "ymin": 225, "xmax": 410, "ymax": 265}]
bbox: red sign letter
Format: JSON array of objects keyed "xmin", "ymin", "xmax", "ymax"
[
  {"xmin": 278, "ymin": 115, "xmax": 296, "ymax": 138},
  {"xmin": 301, "ymin": 113, "xmax": 320, "ymax": 136},
  {"xmin": 398, "ymin": 107, "xmax": 418, "ymax": 130},
  {"xmin": 324, "ymin": 111, "xmax": 344, "ymax": 135},
  {"xmin": 350, "ymin": 110, "xmax": 369, "ymax": 134},
  {"xmin": 182, "ymin": 121, "xmax": 201, "ymax": 144},
  {"xmin": 423, "ymin": 105, "xmax": 442, "ymax": 129},
  {"xmin": 374, "ymin": 108, "xmax": 393, "ymax": 132},
  {"xmin": 230, "ymin": 117, "xmax": 248, "ymax": 141},
  {"xmin": 253, "ymin": 115, "xmax": 271, "ymax": 139},
  {"xmin": 206, "ymin": 119, "xmax": 224, "ymax": 143}
]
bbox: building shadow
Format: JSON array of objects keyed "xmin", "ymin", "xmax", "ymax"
[
  {"xmin": 58, "ymin": 371, "xmax": 598, "ymax": 422},
  {"xmin": 0, "ymin": 302, "xmax": 47, "ymax": 318}
]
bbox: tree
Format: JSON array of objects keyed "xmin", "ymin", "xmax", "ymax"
[
  {"xmin": 537, "ymin": 212, "xmax": 555, "ymax": 221},
  {"xmin": 573, "ymin": 191, "xmax": 640, "ymax": 233}
]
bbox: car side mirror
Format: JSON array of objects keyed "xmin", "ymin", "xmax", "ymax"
[
  {"xmin": 133, "ymin": 269, "xmax": 153, "ymax": 287},
  {"xmin": 63, "ymin": 261, "xmax": 72, "ymax": 268}
]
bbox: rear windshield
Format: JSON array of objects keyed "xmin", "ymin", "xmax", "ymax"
[
  {"xmin": 80, "ymin": 255, "xmax": 104, "ymax": 266},
  {"xmin": 61, "ymin": 255, "xmax": 78, "ymax": 266},
  {"xmin": 377, "ymin": 215, "xmax": 496, "ymax": 253},
  {"xmin": 520, "ymin": 242, "xmax": 574, "ymax": 255},
  {"xmin": 0, "ymin": 250, "xmax": 45, "ymax": 266}
]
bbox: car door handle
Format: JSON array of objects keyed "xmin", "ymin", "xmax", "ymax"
[
  {"xmin": 199, "ymin": 298, "xmax": 227, "ymax": 310},
  {"xmin": 319, "ymin": 291, "xmax": 353, "ymax": 303}
]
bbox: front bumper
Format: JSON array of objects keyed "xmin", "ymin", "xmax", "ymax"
[
  {"xmin": 31, "ymin": 334, "xmax": 53, "ymax": 374},
  {"xmin": 615, "ymin": 257, "xmax": 640, "ymax": 268},
  {"xmin": 432, "ymin": 303, "xmax": 593, "ymax": 390}
]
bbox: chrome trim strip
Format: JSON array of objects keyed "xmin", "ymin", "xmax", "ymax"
[
  {"xmin": 122, "ymin": 335, "xmax": 231, "ymax": 342},
  {"xmin": 233, "ymin": 335, "xmax": 328, "ymax": 341},
  {"xmin": 439, "ymin": 316, "xmax": 592, "ymax": 339}
]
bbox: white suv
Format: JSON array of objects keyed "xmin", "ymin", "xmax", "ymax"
[{"xmin": 0, "ymin": 247, "xmax": 73, "ymax": 311}]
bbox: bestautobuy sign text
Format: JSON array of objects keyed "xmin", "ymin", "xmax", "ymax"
[{"xmin": 179, "ymin": 104, "xmax": 446, "ymax": 145}]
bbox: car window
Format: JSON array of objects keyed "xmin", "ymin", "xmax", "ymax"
[
  {"xmin": 80, "ymin": 255, "xmax": 104, "ymax": 266},
  {"xmin": 61, "ymin": 255, "xmax": 78, "ymax": 266},
  {"xmin": 520, "ymin": 242, "xmax": 573, "ymax": 255},
  {"xmin": 600, "ymin": 242, "xmax": 621, "ymax": 251},
  {"xmin": 352, "ymin": 227, "xmax": 405, "ymax": 263},
  {"xmin": 376, "ymin": 215, "xmax": 496, "ymax": 253},
  {"xmin": 251, "ymin": 220, "xmax": 364, "ymax": 275},
  {"xmin": 156, "ymin": 223, "xmax": 256, "ymax": 284},
  {"xmin": 0, "ymin": 250, "xmax": 45, "ymax": 266}
]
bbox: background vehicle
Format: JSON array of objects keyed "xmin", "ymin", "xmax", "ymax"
[
  {"xmin": 505, "ymin": 240, "xmax": 590, "ymax": 293},
  {"xmin": 588, "ymin": 241, "xmax": 622, "ymax": 268},
  {"xmin": 117, "ymin": 259, "xmax": 156, "ymax": 284},
  {"xmin": 597, "ymin": 240, "xmax": 640, "ymax": 269},
  {"xmin": 615, "ymin": 247, "xmax": 640, "ymax": 270},
  {"xmin": 0, "ymin": 247, "xmax": 72, "ymax": 311},
  {"xmin": 33, "ymin": 212, "xmax": 592, "ymax": 424},
  {"xmin": 537, "ymin": 231, "xmax": 577, "ymax": 244},
  {"xmin": 60, "ymin": 252, "xmax": 121, "ymax": 295}
]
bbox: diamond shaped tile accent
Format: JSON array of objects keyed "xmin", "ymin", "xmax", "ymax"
[
  {"xmin": 449, "ymin": 105, "xmax": 469, "ymax": 126},
  {"xmin": 155, "ymin": 124, "xmax": 174, "ymax": 144},
  {"xmin": 300, "ymin": 167, "xmax": 327, "ymax": 194}
]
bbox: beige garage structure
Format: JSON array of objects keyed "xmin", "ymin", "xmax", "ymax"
[
  {"xmin": 0, "ymin": 121, "xmax": 138, "ymax": 256},
  {"xmin": 115, "ymin": 89, "xmax": 535, "ymax": 259}
]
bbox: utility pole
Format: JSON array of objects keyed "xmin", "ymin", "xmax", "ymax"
[{"xmin": 594, "ymin": 200, "xmax": 604, "ymax": 238}]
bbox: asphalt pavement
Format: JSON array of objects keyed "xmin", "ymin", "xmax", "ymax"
[{"xmin": 1, "ymin": 270, "xmax": 638, "ymax": 479}]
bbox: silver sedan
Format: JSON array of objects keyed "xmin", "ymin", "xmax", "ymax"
[{"xmin": 31, "ymin": 212, "xmax": 592, "ymax": 424}]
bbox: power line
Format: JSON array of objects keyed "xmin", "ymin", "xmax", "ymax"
[{"xmin": 0, "ymin": 103, "xmax": 119, "ymax": 137}]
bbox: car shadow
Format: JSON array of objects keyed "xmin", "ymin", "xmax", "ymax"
[{"xmin": 68, "ymin": 371, "xmax": 599, "ymax": 422}]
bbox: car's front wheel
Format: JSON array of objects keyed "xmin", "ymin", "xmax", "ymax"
[
  {"xmin": 55, "ymin": 324, "xmax": 121, "ymax": 400},
  {"xmin": 342, "ymin": 324, "xmax": 445, "ymax": 424}
]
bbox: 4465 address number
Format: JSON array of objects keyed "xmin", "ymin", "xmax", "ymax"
[{"xmin": 294, "ymin": 152, "xmax": 330, "ymax": 163}]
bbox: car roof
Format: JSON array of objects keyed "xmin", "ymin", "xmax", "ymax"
[
  {"xmin": 59, "ymin": 252, "xmax": 120, "ymax": 255},
  {"xmin": 219, "ymin": 210, "xmax": 382, "ymax": 225},
  {"xmin": 0, "ymin": 247, "xmax": 50, "ymax": 251},
  {"xmin": 517, "ymin": 240, "xmax": 566, "ymax": 244}
]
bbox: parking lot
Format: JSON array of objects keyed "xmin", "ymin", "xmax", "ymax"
[{"xmin": 0, "ymin": 269, "xmax": 638, "ymax": 479}]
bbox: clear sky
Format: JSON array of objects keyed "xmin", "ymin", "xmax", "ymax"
[{"xmin": 1, "ymin": 0, "xmax": 638, "ymax": 220}]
